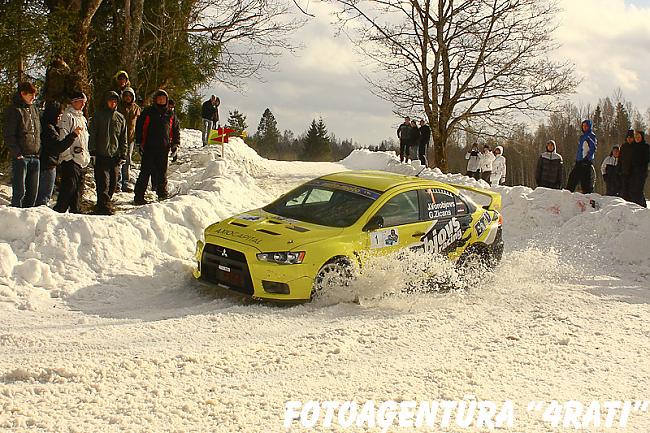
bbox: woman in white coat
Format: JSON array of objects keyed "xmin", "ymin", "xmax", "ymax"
[{"xmin": 490, "ymin": 145, "xmax": 506, "ymax": 185}]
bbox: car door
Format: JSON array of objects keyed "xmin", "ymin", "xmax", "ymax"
[
  {"xmin": 365, "ymin": 189, "xmax": 432, "ymax": 255},
  {"xmin": 417, "ymin": 187, "xmax": 472, "ymax": 257}
]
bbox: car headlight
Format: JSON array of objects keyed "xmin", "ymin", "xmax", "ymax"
[{"xmin": 256, "ymin": 251, "xmax": 305, "ymax": 265}]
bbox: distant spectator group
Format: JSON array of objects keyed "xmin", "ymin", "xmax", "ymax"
[
  {"xmin": 464, "ymin": 143, "xmax": 507, "ymax": 186},
  {"xmin": 534, "ymin": 119, "xmax": 649, "ymax": 207},
  {"xmin": 4, "ymin": 63, "xmax": 183, "ymax": 214},
  {"xmin": 397, "ymin": 116, "xmax": 430, "ymax": 166}
]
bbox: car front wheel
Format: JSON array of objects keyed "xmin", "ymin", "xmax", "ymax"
[{"xmin": 311, "ymin": 258, "xmax": 355, "ymax": 300}]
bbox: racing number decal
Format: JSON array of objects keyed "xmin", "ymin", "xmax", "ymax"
[
  {"xmin": 474, "ymin": 212, "xmax": 491, "ymax": 238},
  {"xmin": 370, "ymin": 228, "xmax": 400, "ymax": 249}
]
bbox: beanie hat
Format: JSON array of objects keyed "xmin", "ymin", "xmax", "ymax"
[
  {"xmin": 106, "ymin": 91, "xmax": 120, "ymax": 101},
  {"xmin": 626, "ymin": 129, "xmax": 635, "ymax": 138},
  {"xmin": 70, "ymin": 91, "xmax": 87, "ymax": 103}
]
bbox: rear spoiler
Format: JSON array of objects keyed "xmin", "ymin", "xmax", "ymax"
[{"xmin": 449, "ymin": 184, "xmax": 502, "ymax": 212}]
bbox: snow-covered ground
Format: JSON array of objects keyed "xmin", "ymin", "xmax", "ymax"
[{"xmin": 0, "ymin": 132, "xmax": 648, "ymax": 432}]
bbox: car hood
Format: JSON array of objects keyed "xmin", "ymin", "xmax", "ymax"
[{"xmin": 205, "ymin": 209, "xmax": 344, "ymax": 251}]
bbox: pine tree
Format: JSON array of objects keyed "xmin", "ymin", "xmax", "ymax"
[
  {"xmin": 227, "ymin": 110, "xmax": 248, "ymax": 136},
  {"xmin": 254, "ymin": 108, "xmax": 280, "ymax": 157},
  {"xmin": 302, "ymin": 118, "xmax": 332, "ymax": 161},
  {"xmin": 183, "ymin": 94, "xmax": 203, "ymax": 130},
  {"xmin": 613, "ymin": 102, "xmax": 631, "ymax": 143}
]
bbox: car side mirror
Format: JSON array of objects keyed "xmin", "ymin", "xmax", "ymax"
[{"xmin": 363, "ymin": 215, "xmax": 384, "ymax": 232}]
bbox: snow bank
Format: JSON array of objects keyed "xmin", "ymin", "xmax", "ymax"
[
  {"xmin": 342, "ymin": 149, "xmax": 650, "ymax": 277},
  {"xmin": 0, "ymin": 134, "xmax": 275, "ymax": 310}
]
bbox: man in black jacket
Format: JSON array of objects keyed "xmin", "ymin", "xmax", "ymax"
[
  {"xmin": 133, "ymin": 89, "xmax": 180, "ymax": 204},
  {"xmin": 89, "ymin": 91, "xmax": 127, "ymax": 215},
  {"xmin": 201, "ymin": 95, "xmax": 220, "ymax": 146},
  {"xmin": 3, "ymin": 82, "xmax": 41, "ymax": 207},
  {"xmin": 397, "ymin": 117, "xmax": 413, "ymax": 163},
  {"xmin": 418, "ymin": 119, "xmax": 431, "ymax": 166}
]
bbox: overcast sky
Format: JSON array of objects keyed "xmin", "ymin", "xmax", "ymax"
[{"xmin": 207, "ymin": 0, "xmax": 650, "ymax": 146}]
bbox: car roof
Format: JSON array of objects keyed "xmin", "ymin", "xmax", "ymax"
[{"xmin": 319, "ymin": 170, "xmax": 455, "ymax": 193}]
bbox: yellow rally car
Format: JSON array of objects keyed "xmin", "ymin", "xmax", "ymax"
[{"xmin": 193, "ymin": 170, "xmax": 503, "ymax": 301}]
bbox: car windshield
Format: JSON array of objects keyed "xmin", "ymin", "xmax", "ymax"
[{"xmin": 263, "ymin": 180, "xmax": 380, "ymax": 227}]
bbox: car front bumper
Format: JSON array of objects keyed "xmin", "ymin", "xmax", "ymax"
[{"xmin": 193, "ymin": 237, "xmax": 315, "ymax": 301}]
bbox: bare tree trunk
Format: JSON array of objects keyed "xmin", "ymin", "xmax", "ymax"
[{"xmin": 121, "ymin": 0, "xmax": 144, "ymax": 83}]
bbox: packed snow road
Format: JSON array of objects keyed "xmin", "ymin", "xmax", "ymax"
[{"xmin": 0, "ymin": 133, "xmax": 649, "ymax": 432}]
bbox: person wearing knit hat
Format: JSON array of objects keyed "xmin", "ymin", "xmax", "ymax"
[
  {"xmin": 600, "ymin": 145, "xmax": 621, "ymax": 197},
  {"xmin": 54, "ymin": 89, "xmax": 90, "ymax": 213},
  {"xmin": 133, "ymin": 89, "xmax": 180, "ymax": 204},
  {"xmin": 113, "ymin": 71, "xmax": 131, "ymax": 96},
  {"xmin": 117, "ymin": 86, "xmax": 141, "ymax": 192},
  {"xmin": 618, "ymin": 129, "xmax": 637, "ymax": 201},
  {"xmin": 619, "ymin": 130, "xmax": 649, "ymax": 207},
  {"xmin": 88, "ymin": 90, "xmax": 128, "ymax": 215},
  {"xmin": 3, "ymin": 82, "xmax": 41, "ymax": 207}
]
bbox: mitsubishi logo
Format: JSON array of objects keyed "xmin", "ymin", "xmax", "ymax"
[{"xmin": 221, "ymin": 248, "xmax": 228, "ymax": 258}]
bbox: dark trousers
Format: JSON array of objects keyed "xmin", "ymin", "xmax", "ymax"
[
  {"xmin": 54, "ymin": 160, "xmax": 83, "ymax": 213},
  {"xmin": 134, "ymin": 149, "xmax": 169, "ymax": 199},
  {"xmin": 624, "ymin": 171, "xmax": 648, "ymax": 207},
  {"xmin": 11, "ymin": 156, "xmax": 40, "ymax": 208},
  {"xmin": 36, "ymin": 167, "xmax": 57, "ymax": 206},
  {"xmin": 567, "ymin": 161, "xmax": 595, "ymax": 193},
  {"xmin": 418, "ymin": 142, "xmax": 428, "ymax": 166},
  {"xmin": 94, "ymin": 156, "xmax": 120, "ymax": 209},
  {"xmin": 480, "ymin": 171, "xmax": 492, "ymax": 184},
  {"xmin": 399, "ymin": 142, "xmax": 409, "ymax": 162},
  {"xmin": 466, "ymin": 171, "xmax": 480, "ymax": 181}
]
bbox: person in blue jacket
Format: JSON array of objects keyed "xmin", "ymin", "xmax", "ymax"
[{"xmin": 566, "ymin": 119, "xmax": 597, "ymax": 193}]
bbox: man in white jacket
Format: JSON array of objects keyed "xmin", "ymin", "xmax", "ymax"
[
  {"xmin": 479, "ymin": 144, "xmax": 495, "ymax": 183},
  {"xmin": 54, "ymin": 92, "xmax": 90, "ymax": 213},
  {"xmin": 490, "ymin": 145, "xmax": 506, "ymax": 185}
]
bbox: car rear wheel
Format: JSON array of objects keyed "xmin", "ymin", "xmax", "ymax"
[{"xmin": 311, "ymin": 258, "xmax": 354, "ymax": 300}]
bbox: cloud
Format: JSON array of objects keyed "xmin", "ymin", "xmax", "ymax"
[{"xmin": 207, "ymin": 0, "xmax": 650, "ymax": 147}]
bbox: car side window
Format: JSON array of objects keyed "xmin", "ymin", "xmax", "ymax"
[
  {"xmin": 375, "ymin": 190, "xmax": 419, "ymax": 227},
  {"xmin": 418, "ymin": 188, "xmax": 456, "ymax": 220}
]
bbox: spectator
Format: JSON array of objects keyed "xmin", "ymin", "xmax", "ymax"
[
  {"xmin": 53, "ymin": 91, "xmax": 90, "ymax": 214},
  {"xmin": 490, "ymin": 146, "xmax": 506, "ymax": 185},
  {"xmin": 168, "ymin": 99, "xmax": 179, "ymax": 162},
  {"xmin": 566, "ymin": 119, "xmax": 597, "ymax": 193},
  {"xmin": 618, "ymin": 129, "xmax": 635, "ymax": 201},
  {"xmin": 89, "ymin": 91, "xmax": 127, "ymax": 215},
  {"xmin": 113, "ymin": 71, "xmax": 131, "ymax": 96},
  {"xmin": 600, "ymin": 146, "xmax": 621, "ymax": 197},
  {"xmin": 133, "ymin": 89, "xmax": 180, "ymax": 205},
  {"xmin": 479, "ymin": 144, "xmax": 495, "ymax": 184},
  {"xmin": 409, "ymin": 119, "xmax": 420, "ymax": 163},
  {"xmin": 620, "ymin": 130, "xmax": 649, "ymax": 207},
  {"xmin": 201, "ymin": 95, "xmax": 220, "ymax": 146},
  {"xmin": 418, "ymin": 119, "xmax": 430, "ymax": 166},
  {"xmin": 117, "ymin": 87, "xmax": 141, "ymax": 192},
  {"xmin": 35, "ymin": 102, "xmax": 81, "ymax": 206},
  {"xmin": 397, "ymin": 117, "xmax": 413, "ymax": 163},
  {"xmin": 465, "ymin": 143, "xmax": 480, "ymax": 180},
  {"xmin": 535, "ymin": 140, "xmax": 564, "ymax": 189},
  {"xmin": 3, "ymin": 82, "xmax": 41, "ymax": 208}
]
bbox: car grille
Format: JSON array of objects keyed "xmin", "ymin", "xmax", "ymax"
[{"xmin": 201, "ymin": 244, "xmax": 254, "ymax": 295}]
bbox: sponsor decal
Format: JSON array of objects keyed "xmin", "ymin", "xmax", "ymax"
[
  {"xmin": 237, "ymin": 213, "xmax": 262, "ymax": 221},
  {"xmin": 309, "ymin": 180, "xmax": 381, "ymax": 200},
  {"xmin": 422, "ymin": 217, "xmax": 462, "ymax": 254},
  {"xmin": 474, "ymin": 212, "xmax": 492, "ymax": 238},
  {"xmin": 212, "ymin": 227, "xmax": 262, "ymax": 245},
  {"xmin": 370, "ymin": 228, "xmax": 400, "ymax": 249}
]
